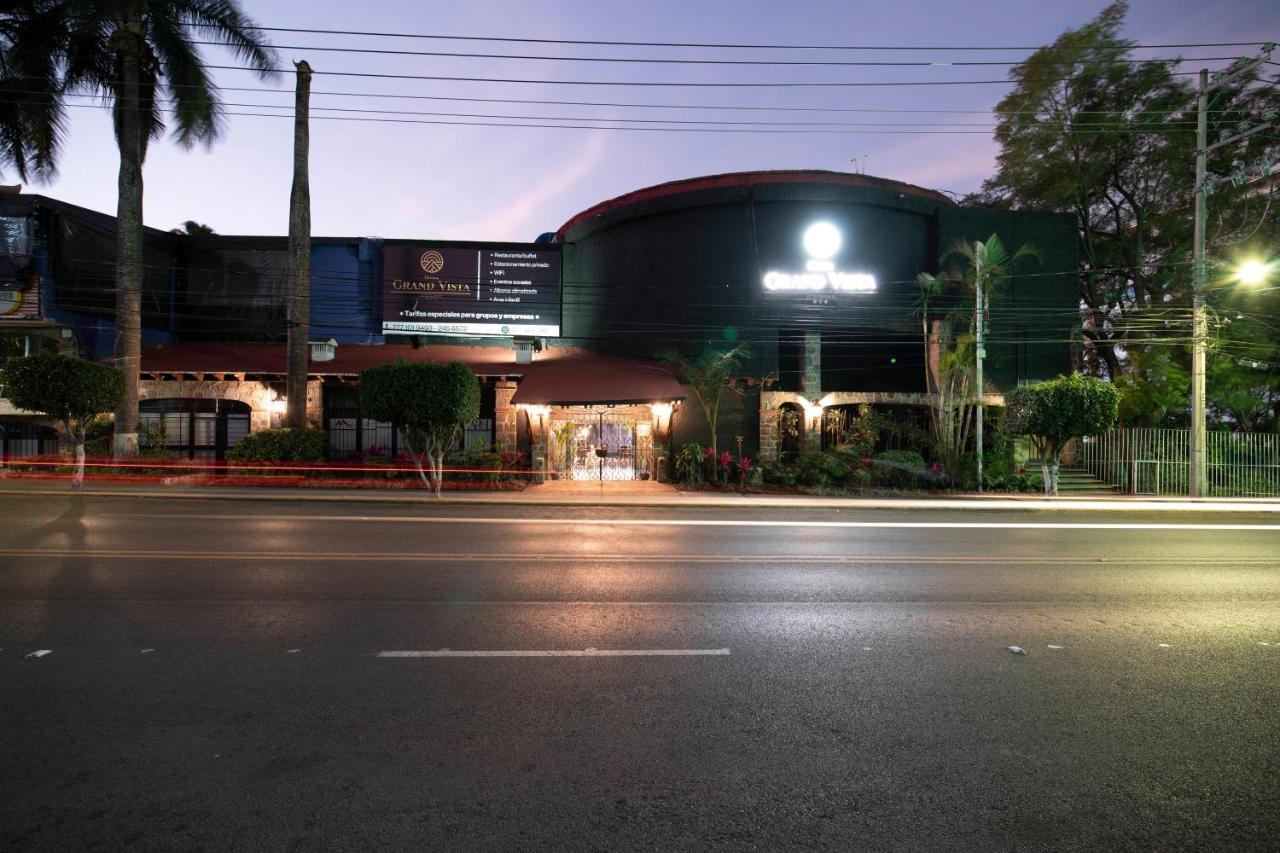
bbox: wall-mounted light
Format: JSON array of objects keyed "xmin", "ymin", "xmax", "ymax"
[{"xmin": 270, "ymin": 396, "xmax": 287, "ymax": 414}]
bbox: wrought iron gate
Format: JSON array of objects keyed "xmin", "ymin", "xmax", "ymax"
[{"xmin": 566, "ymin": 412, "xmax": 644, "ymax": 481}]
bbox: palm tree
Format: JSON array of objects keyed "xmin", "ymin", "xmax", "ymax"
[
  {"xmin": 916, "ymin": 234, "xmax": 1040, "ymax": 478},
  {"xmin": 171, "ymin": 219, "xmax": 216, "ymax": 236},
  {"xmin": 0, "ymin": 2, "xmax": 276, "ymax": 455}
]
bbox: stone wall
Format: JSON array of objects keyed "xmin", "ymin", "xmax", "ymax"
[
  {"xmin": 138, "ymin": 379, "xmax": 323, "ymax": 433},
  {"xmin": 494, "ymin": 380, "xmax": 518, "ymax": 450}
]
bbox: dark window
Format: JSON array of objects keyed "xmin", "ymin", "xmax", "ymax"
[
  {"xmin": 139, "ymin": 398, "xmax": 250, "ymax": 460},
  {"xmin": 0, "ymin": 421, "xmax": 57, "ymax": 459}
]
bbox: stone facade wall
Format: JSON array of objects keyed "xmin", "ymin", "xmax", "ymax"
[
  {"xmin": 494, "ymin": 380, "xmax": 518, "ymax": 450},
  {"xmin": 138, "ymin": 379, "xmax": 323, "ymax": 433}
]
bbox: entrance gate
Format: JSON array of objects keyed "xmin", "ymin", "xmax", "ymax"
[{"xmin": 564, "ymin": 411, "xmax": 649, "ymax": 481}]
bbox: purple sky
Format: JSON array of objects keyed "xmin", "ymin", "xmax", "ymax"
[{"xmin": 25, "ymin": 0, "xmax": 1277, "ymax": 241}]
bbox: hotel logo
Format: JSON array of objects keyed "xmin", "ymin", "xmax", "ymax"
[{"xmin": 419, "ymin": 250, "xmax": 445, "ymax": 275}]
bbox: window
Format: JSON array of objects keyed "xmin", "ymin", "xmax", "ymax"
[{"xmin": 139, "ymin": 398, "xmax": 250, "ymax": 460}]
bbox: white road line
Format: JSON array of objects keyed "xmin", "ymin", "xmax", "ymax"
[
  {"xmin": 104, "ymin": 513, "xmax": 1280, "ymax": 531},
  {"xmin": 2, "ymin": 549, "xmax": 1273, "ymax": 564},
  {"xmin": 25, "ymin": 649, "xmax": 52, "ymax": 658},
  {"xmin": 376, "ymin": 648, "xmax": 731, "ymax": 658}
]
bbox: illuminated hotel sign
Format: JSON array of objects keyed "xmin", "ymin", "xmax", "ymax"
[
  {"xmin": 762, "ymin": 222, "xmax": 877, "ymax": 294},
  {"xmin": 382, "ymin": 244, "xmax": 562, "ymax": 337}
]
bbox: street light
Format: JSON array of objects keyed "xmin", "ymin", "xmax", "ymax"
[{"xmin": 1234, "ymin": 259, "xmax": 1274, "ymax": 287}]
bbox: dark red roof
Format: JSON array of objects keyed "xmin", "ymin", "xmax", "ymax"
[
  {"xmin": 141, "ymin": 342, "xmax": 549, "ymax": 376},
  {"xmin": 509, "ymin": 352, "xmax": 684, "ymax": 406},
  {"xmin": 138, "ymin": 342, "xmax": 686, "ymax": 405},
  {"xmin": 557, "ymin": 169, "xmax": 954, "ymax": 238}
]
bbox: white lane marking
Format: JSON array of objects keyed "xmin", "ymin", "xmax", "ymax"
[
  {"xmin": 2, "ymin": 549, "xmax": 1275, "ymax": 565},
  {"xmin": 109, "ymin": 513, "xmax": 1280, "ymax": 531},
  {"xmin": 287, "ymin": 649, "xmax": 302, "ymax": 654},
  {"xmin": 1259, "ymin": 642, "xmax": 1271, "ymax": 646},
  {"xmin": 376, "ymin": 648, "xmax": 730, "ymax": 658},
  {"xmin": 141, "ymin": 648, "xmax": 155, "ymax": 654},
  {"xmin": 25, "ymin": 649, "xmax": 52, "ymax": 658},
  {"xmin": 1047, "ymin": 644, "xmax": 1064, "ymax": 650},
  {"xmin": 1158, "ymin": 643, "xmax": 1172, "ymax": 648}
]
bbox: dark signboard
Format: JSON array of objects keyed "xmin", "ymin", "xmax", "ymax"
[{"xmin": 382, "ymin": 244, "xmax": 561, "ymax": 337}]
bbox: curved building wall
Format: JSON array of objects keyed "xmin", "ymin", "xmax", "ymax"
[{"xmin": 559, "ymin": 171, "xmax": 1075, "ymax": 395}]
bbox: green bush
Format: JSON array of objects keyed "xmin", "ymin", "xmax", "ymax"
[
  {"xmin": 83, "ymin": 416, "xmax": 113, "ymax": 456},
  {"xmin": 846, "ymin": 467, "xmax": 872, "ymax": 489},
  {"xmin": 870, "ymin": 449, "xmax": 928, "ymax": 489},
  {"xmin": 228, "ymin": 428, "xmax": 327, "ymax": 463},
  {"xmin": 673, "ymin": 443, "xmax": 705, "ymax": 484},
  {"xmin": 795, "ymin": 454, "xmax": 830, "ymax": 487},
  {"xmin": 463, "ymin": 450, "xmax": 503, "ymax": 482},
  {"xmin": 761, "ymin": 461, "xmax": 798, "ymax": 486}
]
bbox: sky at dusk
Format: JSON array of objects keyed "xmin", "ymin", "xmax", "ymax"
[{"xmin": 20, "ymin": 0, "xmax": 1278, "ymax": 242}]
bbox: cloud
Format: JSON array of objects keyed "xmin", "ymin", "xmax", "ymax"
[{"xmin": 457, "ymin": 131, "xmax": 608, "ymax": 241}]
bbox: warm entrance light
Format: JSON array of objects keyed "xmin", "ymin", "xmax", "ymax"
[{"xmin": 1235, "ymin": 259, "xmax": 1273, "ymax": 286}]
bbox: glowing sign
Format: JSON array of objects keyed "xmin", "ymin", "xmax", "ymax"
[{"xmin": 763, "ymin": 222, "xmax": 877, "ymax": 294}]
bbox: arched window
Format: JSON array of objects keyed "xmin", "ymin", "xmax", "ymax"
[
  {"xmin": 777, "ymin": 403, "xmax": 802, "ymax": 462},
  {"xmin": 139, "ymin": 398, "xmax": 250, "ymax": 460}
]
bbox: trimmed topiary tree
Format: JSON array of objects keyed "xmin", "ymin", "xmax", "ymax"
[
  {"xmin": 359, "ymin": 360, "xmax": 480, "ymax": 496},
  {"xmin": 0, "ymin": 353, "xmax": 125, "ymax": 489},
  {"xmin": 1005, "ymin": 373, "xmax": 1120, "ymax": 496}
]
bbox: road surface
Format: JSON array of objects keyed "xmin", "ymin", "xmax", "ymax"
[{"xmin": 2, "ymin": 493, "xmax": 1278, "ymax": 850}]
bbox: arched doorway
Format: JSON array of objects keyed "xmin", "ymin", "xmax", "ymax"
[{"xmin": 139, "ymin": 398, "xmax": 250, "ymax": 460}]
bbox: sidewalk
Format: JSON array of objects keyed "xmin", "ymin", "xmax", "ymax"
[{"xmin": 2, "ymin": 475, "xmax": 1278, "ymax": 511}]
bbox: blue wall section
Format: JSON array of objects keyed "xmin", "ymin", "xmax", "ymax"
[{"xmin": 308, "ymin": 238, "xmax": 384, "ymax": 344}]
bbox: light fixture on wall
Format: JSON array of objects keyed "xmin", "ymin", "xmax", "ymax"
[{"xmin": 271, "ymin": 394, "xmax": 287, "ymax": 414}]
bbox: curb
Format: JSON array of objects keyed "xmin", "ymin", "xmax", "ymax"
[{"xmin": 1, "ymin": 485, "xmax": 1277, "ymax": 512}]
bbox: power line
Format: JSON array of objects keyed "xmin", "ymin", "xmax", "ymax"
[
  {"xmin": 206, "ymin": 26, "xmax": 1274, "ymax": 53},
  {"xmin": 206, "ymin": 63, "xmax": 1209, "ymax": 87},
  {"xmin": 39, "ymin": 94, "xmax": 1200, "ymax": 130},
  {"xmin": 131, "ymin": 82, "xmax": 1266, "ymax": 117},
  {"xmin": 191, "ymin": 41, "xmax": 1250, "ymax": 68}
]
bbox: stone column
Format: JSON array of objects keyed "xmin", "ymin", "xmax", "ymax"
[
  {"xmin": 494, "ymin": 380, "xmax": 518, "ymax": 451},
  {"xmin": 802, "ymin": 330, "xmax": 822, "ymax": 399},
  {"xmin": 305, "ymin": 380, "xmax": 323, "ymax": 429},
  {"xmin": 758, "ymin": 394, "xmax": 779, "ymax": 463}
]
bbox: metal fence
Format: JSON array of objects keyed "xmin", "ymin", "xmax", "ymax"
[{"xmin": 1078, "ymin": 428, "xmax": 1280, "ymax": 497}]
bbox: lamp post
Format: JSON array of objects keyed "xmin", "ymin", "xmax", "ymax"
[{"xmin": 1189, "ymin": 46, "xmax": 1274, "ymax": 496}]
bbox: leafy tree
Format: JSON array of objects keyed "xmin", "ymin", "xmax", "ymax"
[
  {"xmin": 916, "ymin": 234, "xmax": 1040, "ymax": 474},
  {"xmin": 360, "ymin": 360, "xmax": 480, "ymax": 496},
  {"xmin": 670, "ymin": 344, "xmax": 748, "ymax": 482},
  {"xmin": 0, "ymin": 2, "xmax": 277, "ymax": 456},
  {"xmin": 0, "ymin": 352, "xmax": 125, "ymax": 488},
  {"xmin": 170, "ymin": 220, "xmax": 216, "ymax": 236},
  {"xmin": 978, "ymin": 1, "xmax": 1280, "ymax": 426},
  {"xmin": 1006, "ymin": 374, "xmax": 1120, "ymax": 496}
]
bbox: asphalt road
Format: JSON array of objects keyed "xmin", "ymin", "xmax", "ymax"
[{"xmin": 2, "ymin": 493, "xmax": 1278, "ymax": 851}]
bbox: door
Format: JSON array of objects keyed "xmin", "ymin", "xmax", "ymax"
[{"xmin": 568, "ymin": 413, "xmax": 640, "ymax": 481}]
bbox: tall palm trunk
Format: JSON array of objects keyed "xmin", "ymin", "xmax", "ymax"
[
  {"xmin": 111, "ymin": 17, "xmax": 145, "ymax": 457},
  {"xmin": 285, "ymin": 60, "xmax": 312, "ymax": 429}
]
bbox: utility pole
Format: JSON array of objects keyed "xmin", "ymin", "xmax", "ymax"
[
  {"xmin": 975, "ymin": 250, "xmax": 984, "ymax": 494},
  {"xmin": 1189, "ymin": 45, "xmax": 1273, "ymax": 496},
  {"xmin": 285, "ymin": 60, "xmax": 312, "ymax": 430},
  {"xmin": 1190, "ymin": 68, "xmax": 1208, "ymax": 498}
]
